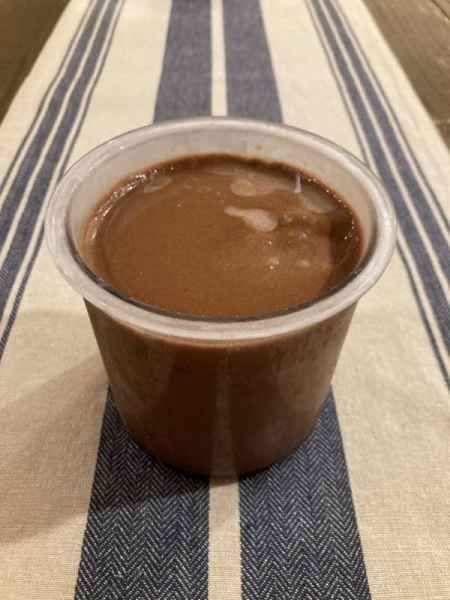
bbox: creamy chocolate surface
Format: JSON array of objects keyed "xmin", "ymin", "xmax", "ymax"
[{"xmin": 82, "ymin": 155, "xmax": 362, "ymax": 318}]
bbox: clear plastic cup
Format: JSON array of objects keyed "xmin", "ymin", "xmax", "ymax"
[{"xmin": 46, "ymin": 118, "xmax": 396, "ymax": 476}]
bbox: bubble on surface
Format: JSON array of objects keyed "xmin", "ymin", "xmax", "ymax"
[
  {"xmin": 296, "ymin": 258, "xmax": 311, "ymax": 268},
  {"xmin": 268, "ymin": 256, "xmax": 280, "ymax": 270},
  {"xmin": 225, "ymin": 205, "xmax": 278, "ymax": 232},
  {"xmin": 300, "ymin": 191, "xmax": 337, "ymax": 214},
  {"xmin": 230, "ymin": 178, "xmax": 259, "ymax": 197},
  {"xmin": 143, "ymin": 175, "xmax": 172, "ymax": 194}
]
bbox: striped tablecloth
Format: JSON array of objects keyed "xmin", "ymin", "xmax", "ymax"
[{"xmin": 1, "ymin": 1, "xmax": 448, "ymax": 599}]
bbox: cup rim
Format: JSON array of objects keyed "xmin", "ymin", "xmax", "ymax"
[{"xmin": 45, "ymin": 117, "xmax": 397, "ymax": 341}]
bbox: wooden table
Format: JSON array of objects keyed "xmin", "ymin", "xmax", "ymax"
[
  {"xmin": 1, "ymin": 1, "xmax": 449, "ymax": 146},
  {"xmin": 0, "ymin": 3, "xmax": 448, "ymax": 599},
  {"xmin": 0, "ymin": 0, "xmax": 69, "ymax": 125},
  {"xmin": 365, "ymin": 0, "xmax": 450, "ymax": 146}
]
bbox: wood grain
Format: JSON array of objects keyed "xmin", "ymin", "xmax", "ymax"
[
  {"xmin": 431, "ymin": 0, "xmax": 450, "ymax": 18},
  {"xmin": 364, "ymin": 0, "xmax": 450, "ymax": 146},
  {"xmin": 0, "ymin": 0, "xmax": 69, "ymax": 124},
  {"xmin": 0, "ymin": 1, "xmax": 449, "ymax": 149}
]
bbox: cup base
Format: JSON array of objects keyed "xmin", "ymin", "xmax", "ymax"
[{"xmin": 112, "ymin": 393, "xmax": 325, "ymax": 478}]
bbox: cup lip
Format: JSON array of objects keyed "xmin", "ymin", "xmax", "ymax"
[{"xmin": 45, "ymin": 117, "xmax": 397, "ymax": 341}]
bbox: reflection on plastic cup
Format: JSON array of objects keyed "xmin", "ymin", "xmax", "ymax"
[{"xmin": 46, "ymin": 118, "xmax": 396, "ymax": 477}]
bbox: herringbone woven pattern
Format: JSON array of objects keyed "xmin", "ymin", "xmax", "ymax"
[
  {"xmin": 240, "ymin": 397, "xmax": 370, "ymax": 600},
  {"xmin": 76, "ymin": 396, "xmax": 209, "ymax": 600},
  {"xmin": 0, "ymin": 1, "xmax": 448, "ymax": 598}
]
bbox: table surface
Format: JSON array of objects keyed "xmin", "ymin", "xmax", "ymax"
[
  {"xmin": 0, "ymin": 2, "xmax": 448, "ymax": 600},
  {"xmin": 1, "ymin": 0, "xmax": 450, "ymax": 145}
]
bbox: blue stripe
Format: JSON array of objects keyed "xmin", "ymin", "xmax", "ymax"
[
  {"xmin": 0, "ymin": 0, "xmax": 124, "ymax": 362},
  {"xmin": 305, "ymin": 1, "xmax": 370, "ymax": 166},
  {"xmin": 0, "ymin": 0, "xmax": 104, "ymax": 249},
  {"xmin": 306, "ymin": 3, "xmax": 449, "ymax": 389},
  {"xmin": 74, "ymin": 2, "xmax": 211, "ymax": 598},
  {"xmin": 396, "ymin": 244, "xmax": 449, "ymax": 388},
  {"xmin": 154, "ymin": 0, "xmax": 211, "ymax": 120},
  {"xmin": 240, "ymin": 397, "xmax": 371, "ymax": 600},
  {"xmin": 314, "ymin": 0, "xmax": 450, "ymax": 354},
  {"xmin": 226, "ymin": 3, "xmax": 371, "ymax": 598},
  {"xmin": 324, "ymin": 0, "xmax": 449, "ymax": 281},
  {"xmin": 75, "ymin": 398, "xmax": 209, "ymax": 600},
  {"xmin": 334, "ymin": 0, "xmax": 449, "ymax": 233},
  {"xmin": 223, "ymin": 0, "xmax": 282, "ymax": 122},
  {"xmin": 0, "ymin": 2, "xmax": 93, "ymax": 198},
  {"xmin": 0, "ymin": 0, "xmax": 120, "ymax": 321},
  {"xmin": 0, "ymin": 228, "xmax": 43, "ymax": 358}
]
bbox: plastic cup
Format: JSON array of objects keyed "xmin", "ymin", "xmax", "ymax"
[{"xmin": 46, "ymin": 118, "xmax": 396, "ymax": 477}]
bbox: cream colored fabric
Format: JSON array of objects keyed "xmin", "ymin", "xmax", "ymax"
[
  {"xmin": 0, "ymin": 2, "xmax": 171, "ymax": 598},
  {"xmin": 208, "ymin": 480, "xmax": 242, "ymax": 600},
  {"xmin": 208, "ymin": 5, "xmax": 242, "ymax": 595},
  {"xmin": 0, "ymin": 1, "xmax": 448, "ymax": 599},
  {"xmin": 330, "ymin": 3, "xmax": 450, "ymax": 599},
  {"xmin": 211, "ymin": 0, "xmax": 227, "ymax": 116}
]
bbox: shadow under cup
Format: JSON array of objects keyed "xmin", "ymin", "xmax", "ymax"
[{"xmin": 46, "ymin": 118, "xmax": 396, "ymax": 477}]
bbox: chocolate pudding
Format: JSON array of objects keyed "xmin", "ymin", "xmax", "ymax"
[
  {"xmin": 82, "ymin": 155, "xmax": 362, "ymax": 317},
  {"xmin": 81, "ymin": 154, "xmax": 363, "ymax": 476}
]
